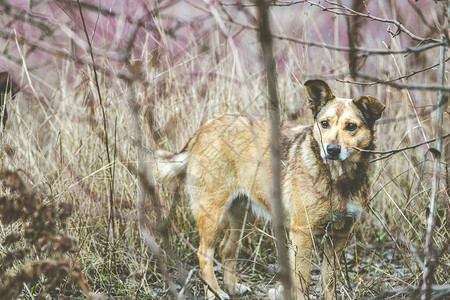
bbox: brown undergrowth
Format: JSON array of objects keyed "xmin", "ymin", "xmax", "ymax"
[{"xmin": 0, "ymin": 169, "xmax": 92, "ymax": 298}]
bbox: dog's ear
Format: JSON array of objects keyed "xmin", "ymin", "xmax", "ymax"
[
  {"xmin": 353, "ymin": 95, "xmax": 386, "ymax": 122},
  {"xmin": 304, "ymin": 79, "xmax": 335, "ymax": 117}
]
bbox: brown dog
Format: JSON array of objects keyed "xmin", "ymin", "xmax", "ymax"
[{"xmin": 153, "ymin": 79, "xmax": 385, "ymax": 299}]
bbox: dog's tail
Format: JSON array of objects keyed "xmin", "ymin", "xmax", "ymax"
[{"xmin": 151, "ymin": 149, "xmax": 190, "ymax": 182}]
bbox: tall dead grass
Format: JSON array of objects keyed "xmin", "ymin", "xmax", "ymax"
[{"xmin": 0, "ymin": 1, "xmax": 448, "ymax": 299}]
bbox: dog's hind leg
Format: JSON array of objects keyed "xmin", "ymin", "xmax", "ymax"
[
  {"xmin": 219, "ymin": 214, "xmax": 251, "ymax": 296},
  {"xmin": 195, "ymin": 195, "xmax": 230, "ymax": 299}
]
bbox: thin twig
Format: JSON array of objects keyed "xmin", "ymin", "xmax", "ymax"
[
  {"xmin": 353, "ymin": 133, "xmax": 450, "ymax": 161},
  {"xmin": 195, "ymin": 272, "xmax": 225, "ymax": 300},
  {"xmin": 365, "ymin": 284, "xmax": 450, "ymax": 300},
  {"xmin": 76, "ymin": 0, "xmax": 115, "ymax": 252},
  {"xmin": 336, "ymin": 57, "xmax": 450, "ymax": 87},
  {"xmin": 345, "ymin": 72, "xmax": 450, "ymax": 92},
  {"xmin": 178, "ymin": 269, "xmax": 196, "ymax": 299}
]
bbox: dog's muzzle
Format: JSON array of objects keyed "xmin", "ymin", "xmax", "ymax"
[{"xmin": 326, "ymin": 144, "xmax": 341, "ymax": 160}]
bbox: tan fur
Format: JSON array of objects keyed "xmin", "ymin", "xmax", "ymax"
[{"xmin": 153, "ymin": 80, "xmax": 385, "ymax": 299}]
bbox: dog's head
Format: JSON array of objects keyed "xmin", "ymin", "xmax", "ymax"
[{"xmin": 304, "ymin": 79, "xmax": 385, "ymax": 162}]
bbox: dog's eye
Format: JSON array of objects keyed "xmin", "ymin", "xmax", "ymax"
[
  {"xmin": 346, "ymin": 123, "xmax": 357, "ymax": 131},
  {"xmin": 320, "ymin": 120, "xmax": 330, "ymax": 129}
]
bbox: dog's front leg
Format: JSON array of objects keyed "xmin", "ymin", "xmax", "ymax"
[
  {"xmin": 289, "ymin": 227, "xmax": 313, "ymax": 300},
  {"xmin": 320, "ymin": 220, "xmax": 354, "ymax": 300}
]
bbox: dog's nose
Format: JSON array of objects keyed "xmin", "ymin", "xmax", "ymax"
[{"xmin": 326, "ymin": 144, "xmax": 341, "ymax": 157}]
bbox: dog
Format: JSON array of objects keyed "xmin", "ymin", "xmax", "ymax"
[{"xmin": 152, "ymin": 79, "xmax": 385, "ymax": 299}]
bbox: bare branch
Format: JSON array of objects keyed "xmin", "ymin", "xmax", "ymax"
[
  {"xmin": 346, "ymin": 0, "xmax": 366, "ymax": 85},
  {"xmin": 227, "ymin": 0, "xmax": 440, "ymax": 43},
  {"xmin": 337, "ymin": 57, "xmax": 450, "ymax": 87},
  {"xmin": 421, "ymin": 2, "xmax": 449, "ymax": 298},
  {"xmin": 257, "ymin": 0, "xmax": 292, "ymax": 298},
  {"xmin": 353, "ymin": 133, "xmax": 450, "ymax": 162},
  {"xmin": 125, "ymin": 68, "xmax": 180, "ymax": 299},
  {"xmin": 185, "ymin": 0, "xmax": 445, "ymax": 57},
  {"xmin": 318, "ymin": 0, "xmax": 440, "ymax": 43},
  {"xmin": 342, "ymin": 72, "xmax": 450, "ymax": 92}
]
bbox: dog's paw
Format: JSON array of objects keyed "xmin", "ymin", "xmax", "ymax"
[
  {"xmin": 268, "ymin": 284, "xmax": 284, "ymax": 300},
  {"xmin": 235, "ymin": 283, "xmax": 251, "ymax": 294},
  {"xmin": 206, "ymin": 288, "xmax": 230, "ymax": 299}
]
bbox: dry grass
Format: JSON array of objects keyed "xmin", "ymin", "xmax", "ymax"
[{"xmin": 0, "ymin": 1, "xmax": 448, "ymax": 299}]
